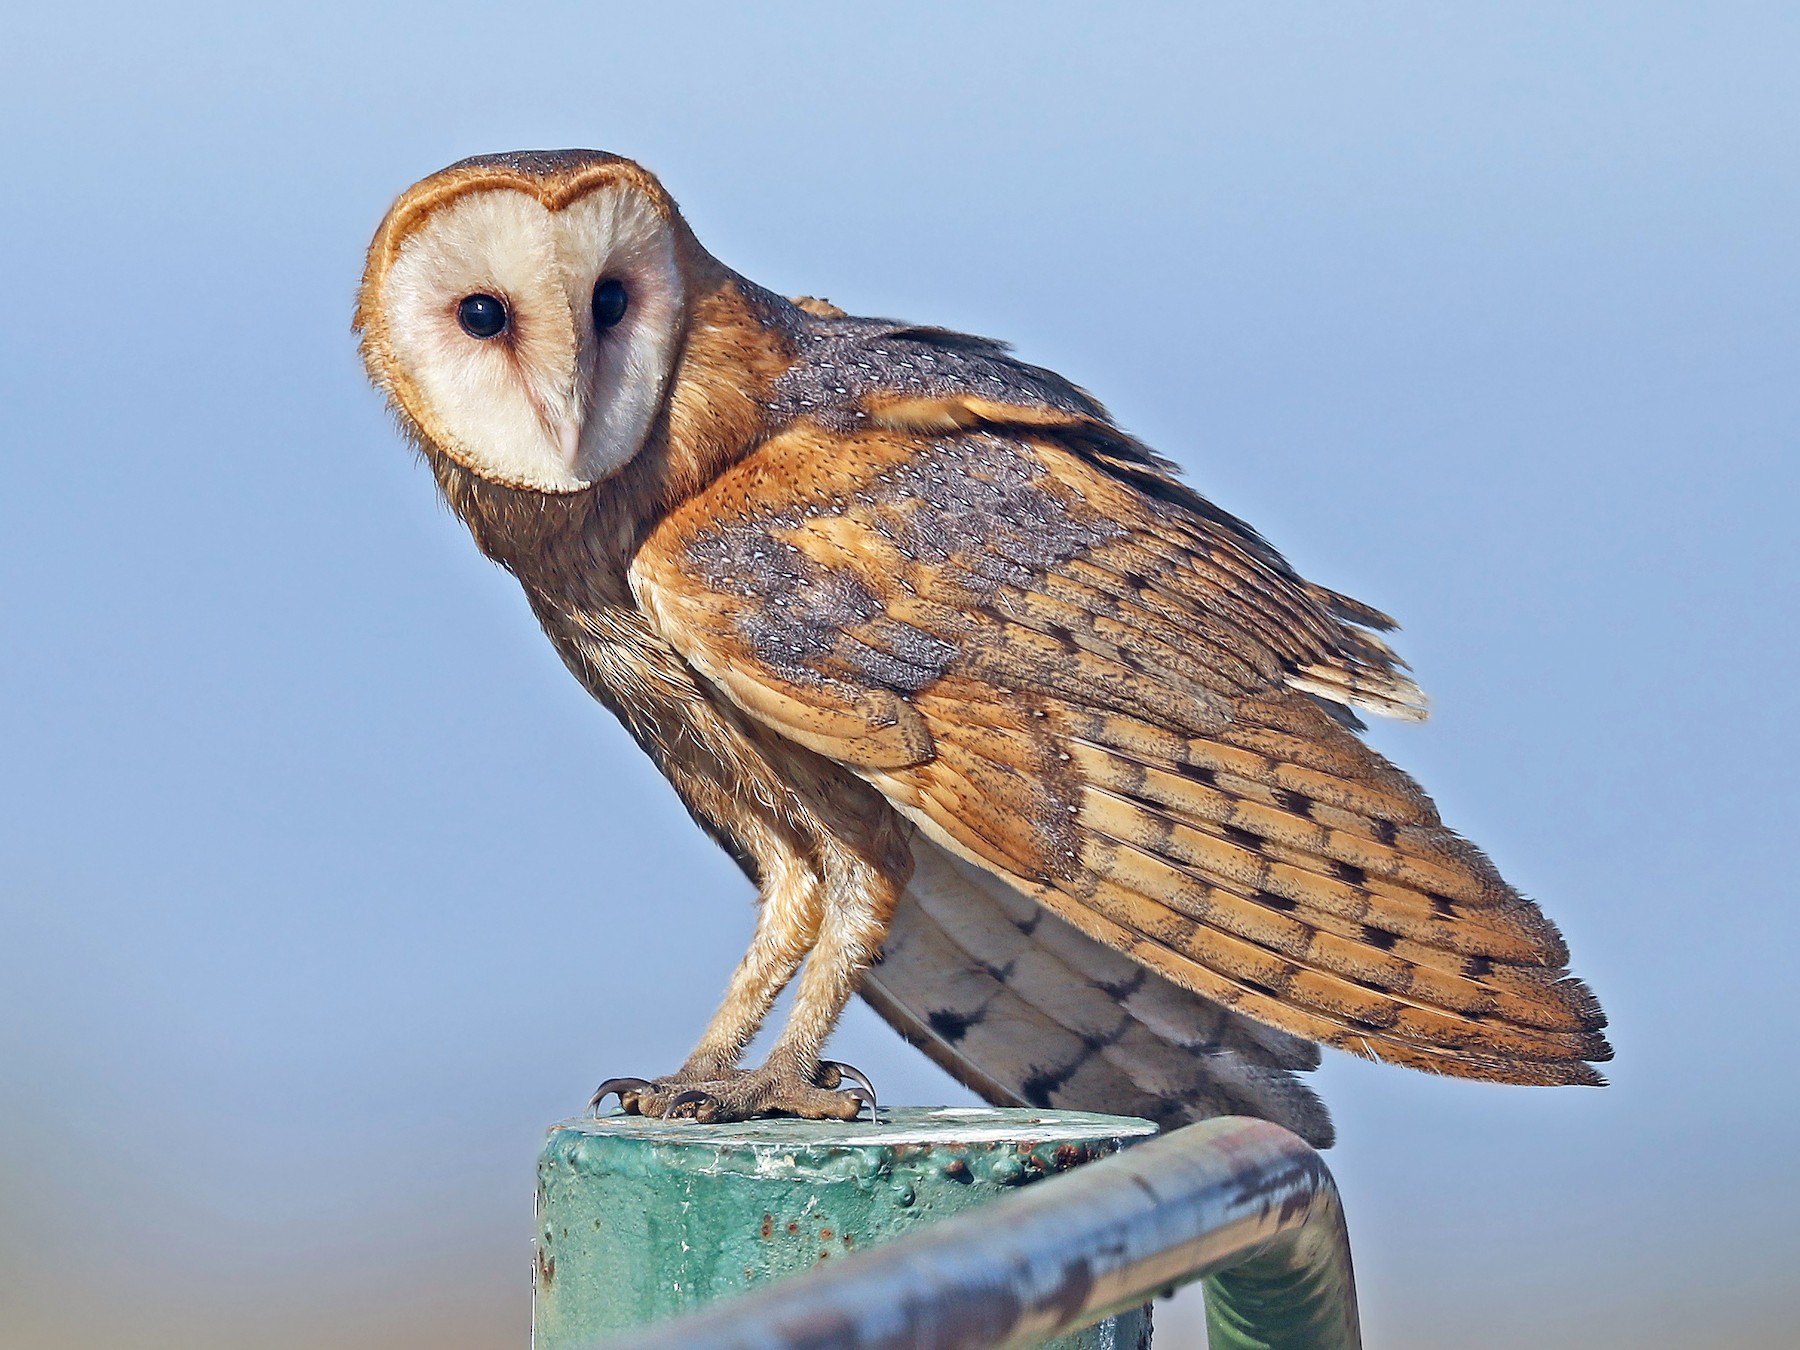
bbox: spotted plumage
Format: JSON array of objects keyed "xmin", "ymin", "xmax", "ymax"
[{"xmin": 356, "ymin": 150, "xmax": 1610, "ymax": 1141}]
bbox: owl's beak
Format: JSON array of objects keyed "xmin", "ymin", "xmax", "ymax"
[
  {"xmin": 531, "ymin": 376, "xmax": 589, "ymax": 481},
  {"xmin": 556, "ymin": 416, "xmax": 586, "ymax": 475}
]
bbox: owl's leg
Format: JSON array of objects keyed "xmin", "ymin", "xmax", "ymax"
[
  {"xmin": 590, "ymin": 849, "xmax": 824, "ymax": 1116},
  {"xmin": 755, "ymin": 841, "xmax": 900, "ymax": 1099},
  {"xmin": 590, "ymin": 747, "xmax": 912, "ymax": 1123},
  {"xmin": 595, "ymin": 839, "xmax": 900, "ymax": 1123},
  {"xmin": 680, "ymin": 849, "xmax": 822, "ymax": 1079},
  {"xmin": 663, "ymin": 839, "xmax": 901, "ymax": 1122}
]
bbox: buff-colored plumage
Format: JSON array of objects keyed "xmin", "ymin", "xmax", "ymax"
[{"xmin": 355, "ymin": 150, "xmax": 1610, "ymax": 1141}]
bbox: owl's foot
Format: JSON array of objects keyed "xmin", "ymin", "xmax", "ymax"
[{"xmin": 589, "ymin": 1060, "xmax": 876, "ymax": 1123}]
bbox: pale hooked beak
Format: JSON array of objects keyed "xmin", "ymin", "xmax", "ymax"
[
  {"xmin": 556, "ymin": 415, "xmax": 586, "ymax": 476},
  {"xmin": 530, "ymin": 376, "xmax": 589, "ymax": 484}
]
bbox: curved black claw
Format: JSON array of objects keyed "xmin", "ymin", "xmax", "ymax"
[
  {"xmin": 822, "ymin": 1060, "xmax": 879, "ymax": 1116},
  {"xmin": 662, "ymin": 1089, "xmax": 717, "ymax": 1121},
  {"xmin": 589, "ymin": 1076, "xmax": 650, "ymax": 1114}
]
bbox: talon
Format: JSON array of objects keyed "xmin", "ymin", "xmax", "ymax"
[
  {"xmin": 589, "ymin": 1077, "xmax": 650, "ymax": 1113},
  {"xmin": 821, "ymin": 1060, "xmax": 878, "ymax": 1116},
  {"xmin": 663, "ymin": 1089, "xmax": 716, "ymax": 1121}
]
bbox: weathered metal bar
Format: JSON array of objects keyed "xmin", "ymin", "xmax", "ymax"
[
  {"xmin": 1202, "ymin": 1178, "xmax": 1359, "ymax": 1350},
  {"xmin": 582, "ymin": 1115, "xmax": 1359, "ymax": 1350}
]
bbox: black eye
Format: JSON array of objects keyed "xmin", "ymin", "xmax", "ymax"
[
  {"xmin": 456, "ymin": 293, "xmax": 509, "ymax": 339},
  {"xmin": 592, "ymin": 278, "xmax": 629, "ymax": 330}
]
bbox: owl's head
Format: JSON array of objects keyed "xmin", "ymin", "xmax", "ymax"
[{"xmin": 355, "ymin": 151, "xmax": 697, "ymax": 494}]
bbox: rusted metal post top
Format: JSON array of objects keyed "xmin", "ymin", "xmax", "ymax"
[
  {"xmin": 584, "ymin": 1114, "xmax": 1361, "ymax": 1350},
  {"xmin": 535, "ymin": 1107, "xmax": 1160, "ymax": 1350}
]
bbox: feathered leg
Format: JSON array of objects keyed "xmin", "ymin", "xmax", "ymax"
[
  {"xmin": 593, "ymin": 815, "xmax": 903, "ymax": 1122},
  {"xmin": 680, "ymin": 849, "xmax": 821, "ymax": 1078},
  {"xmin": 754, "ymin": 841, "xmax": 901, "ymax": 1101}
]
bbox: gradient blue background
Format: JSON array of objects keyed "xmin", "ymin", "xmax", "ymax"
[{"xmin": 2, "ymin": 5, "xmax": 1795, "ymax": 1346}]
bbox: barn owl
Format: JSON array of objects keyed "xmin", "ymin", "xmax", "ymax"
[{"xmin": 354, "ymin": 150, "xmax": 1609, "ymax": 1143}]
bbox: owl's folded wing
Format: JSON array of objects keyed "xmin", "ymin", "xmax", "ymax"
[{"xmin": 630, "ymin": 418, "xmax": 1611, "ymax": 1086}]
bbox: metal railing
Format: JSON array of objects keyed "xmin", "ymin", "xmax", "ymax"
[{"xmin": 586, "ymin": 1115, "xmax": 1360, "ymax": 1350}]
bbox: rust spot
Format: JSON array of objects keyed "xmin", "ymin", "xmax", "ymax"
[
  {"xmin": 820, "ymin": 1228, "xmax": 834, "ymax": 1241},
  {"xmin": 818, "ymin": 1249, "xmax": 831, "ymax": 1262},
  {"xmin": 944, "ymin": 1158, "xmax": 971, "ymax": 1183},
  {"xmin": 535, "ymin": 1250, "xmax": 556, "ymax": 1288},
  {"xmin": 761, "ymin": 1214, "xmax": 774, "ymax": 1240},
  {"xmin": 786, "ymin": 1220, "xmax": 800, "ymax": 1235},
  {"xmin": 1053, "ymin": 1143, "xmax": 1082, "ymax": 1171}
]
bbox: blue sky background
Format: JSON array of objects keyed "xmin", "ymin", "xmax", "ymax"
[{"xmin": 2, "ymin": 5, "xmax": 1795, "ymax": 1347}]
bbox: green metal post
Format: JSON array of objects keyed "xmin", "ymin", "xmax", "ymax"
[{"xmin": 533, "ymin": 1106, "xmax": 1158, "ymax": 1349}]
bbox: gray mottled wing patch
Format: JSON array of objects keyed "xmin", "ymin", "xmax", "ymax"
[
  {"xmin": 738, "ymin": 280, "xmax": 1108, "ymax": 431},
  {"xmin": 739, "ymin": 279, "xmax": 1337, "ymax": 584},
  {"xmin": 681, "ymin": 433, "xmax": 1122, "ymax": 698}
]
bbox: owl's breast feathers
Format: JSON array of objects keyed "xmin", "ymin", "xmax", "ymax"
[{"xmin": 623, "ymin": 287, "xmax": 1611, "ymax": 1089}]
